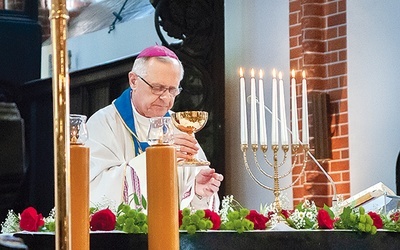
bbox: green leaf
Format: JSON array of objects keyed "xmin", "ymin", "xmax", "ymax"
[
  {"xmin": 133, "ymin": 194, "xmax": 140, "ymax": 206},
  {"xmin": 295, "ymin": 202, "xmax": 304, "ymax": 211},
  {"xmin": 117, "ymin": 202, "xmax": 125, "ymax": 215},
  {"xmin": 305, "ymin": 218, "xmax": 314, "ymax": 229},
  {"xmin": 323, "ymin": 204, "xmax": 335, "ymax": 219},
  {"xmin": 141, "ymin": 196, "xmax": 147, "ymax": 210},
  {"xmin": 340, "ymin": 207, "xmax": 352, "ymax": 221},
  {"xmin": 89, "ymin": 207, "xmax": 97, "ymax": 214}
]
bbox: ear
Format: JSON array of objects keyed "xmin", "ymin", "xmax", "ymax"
[{"xmin": 128, "ymin": 72, "xmax": 138, "ymax": 90}]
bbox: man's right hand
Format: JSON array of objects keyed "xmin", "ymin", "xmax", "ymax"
[{"xmin": 173, "ymin": 133, "xmax": 199, "ymax": 159}]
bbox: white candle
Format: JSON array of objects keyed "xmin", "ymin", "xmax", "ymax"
[
  {"xmin": 240, "ymin": 68, "xmax": 248, "ymax": 145},
  {"xmin": 258, "ymin": 69, "xmax": 267, "ymax": 146},
  {"xmin": 271, "ymin": 69, "xmax": 279, "ymax": 145},
  {"xmin": 250, "ymin": 68, "xmax": 258, "ymax": 145},
  {"xmin": 278, "ymin": 72, "xmax": 288, "ymax": 145},
  {"xmin": 291, "ymin": 70, "xmax": 299, "ymax": 144},
  {"xmin": 302, "ymin": 70, "xmax": 309, "ymax": 145}
]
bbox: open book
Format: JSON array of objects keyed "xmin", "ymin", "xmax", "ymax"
[{"xmin": 340, "ymin": 182, "xmax": 399, "ymax": 213}]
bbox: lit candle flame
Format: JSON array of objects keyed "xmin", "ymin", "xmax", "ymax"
[
  {"xmin": 239, "ymin": 67, "xmax": 244, "ymax": 78},
  {"xmin": 272, "ymin": 68, "xmax": 276, "ymax": 78},
  {"xmin": 251, "ymin": 68, "xmax": 255, "ymax": 78},
  {"xmin": 302, "ymin": 70, "xmax": 306, "ymax": 79},
  {"xmin": 279, "ymin": 71, "xmax": 283, "ymax": 80},
  {"xmin": 259, "ymin": 69, "xmax": 263, "ymax": 79},
  {"xmin": 292, "ymin": 69, "xmax": 295, "ymax": 78}
]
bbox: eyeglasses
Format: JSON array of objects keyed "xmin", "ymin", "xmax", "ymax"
[{"xmin": 137, "ymin": 75, "xmax": 182, "ymax": 97}]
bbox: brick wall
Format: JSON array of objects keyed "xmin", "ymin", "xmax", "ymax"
[{"xmin": 289, "ymin": 0, "xmax": 350, "ymax": 207}]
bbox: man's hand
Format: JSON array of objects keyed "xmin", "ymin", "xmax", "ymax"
[
  {"xmin": 195, "ymin": 168, "xmax": 224, "ymax": 198},
  {"xmin": 173, "ymin": 133, "xmax": 199, "ymax": 160}
]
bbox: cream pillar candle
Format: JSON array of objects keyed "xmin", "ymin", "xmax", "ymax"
[
  {"xmin": 146, "ymin": 145, "xmax": 178, "ymax": 250},
  {"xmin": 70, "ymin": 144, "xmax": 90, "ymax": 250}
]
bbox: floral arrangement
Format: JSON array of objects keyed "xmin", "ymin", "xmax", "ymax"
[
  {"xmin": 2, "ymin": 195, "xmax": 400, "ymax": 235},
  {"xmin": 286, "ymin": 200, "xmax": 320, "ymax": 229}
]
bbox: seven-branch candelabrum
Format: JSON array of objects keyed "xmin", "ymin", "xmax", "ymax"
[
  {"xmin": 241, "ymin": 141, "xmax": 309, "ymax": 213},
  {"xmin": 239, "ymin": 68, "xmax": 309, "ymax": 213}
]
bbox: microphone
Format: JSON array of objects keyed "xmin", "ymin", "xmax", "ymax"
[
  {"xmin": 246, "ymin": 95, "xmax": 338, "ymax": 208},
  {"xmin": 248, "ymin": 94, "xmax": 273, "ymax": 115}
]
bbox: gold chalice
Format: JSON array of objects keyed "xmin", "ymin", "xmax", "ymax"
[{"xmin": 171, "ymin": 111, "xmax": 210, "ymax": 166}]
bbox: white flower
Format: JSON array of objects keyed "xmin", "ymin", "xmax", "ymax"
[
  {"xmin": 287, "ymin": 199, "xmax": 319, "ymax": 229},
  {"xmin": 306, "ymin": 211, "xmax": 315, "ymax": 220},
  {"xmin": 90, "ymin": 196, "xmax": 117, "ymax": 213},
  {"xmin": 1, "ymin": 210, "xmax": 20, "ymax": 233},
  {"xmin": 45, "ymin": 208, "xmax": 56, "ymax": 222},
  {"xmin": 219, "ymin": 195, "xmax": 234, "ymax": 222}
]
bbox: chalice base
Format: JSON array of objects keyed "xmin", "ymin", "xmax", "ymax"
[{"xmin": 177, "ymin": 158, "xmax": 210, "ymax": 166}]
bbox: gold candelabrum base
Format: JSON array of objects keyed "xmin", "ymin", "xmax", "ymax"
[{"xmin": 241, "ymin": 143, "xmax": 309, "ymax": 214}]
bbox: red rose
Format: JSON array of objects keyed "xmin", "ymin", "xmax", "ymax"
[
  {"xmin": 390, "ymin": 211, "xmax": 400, "ymax": 222},
  {"xmin": 19, "ymin": 207, "xmax": 45, "ymax": 232},
  {"xmin": 204, "ymin": 209, "xmax": 221, "ymax": 230},
  {"xmin": 178, "ymin": 210, "xmax": 183, "ymax": 227},
  {"xmin": 90, "ymin": 208, "xmax": 116, "ymax": 231},
  {"xmin": 368, "ymin": 211, "xmax": 383, "ymax": 229},
  {"xmin": 245, "ymin": 210, "xmax": 269, "ymax": 230},
  {"xmin": 317, "ymin": 209, "xmax": 335, "ymax": 229},
  {"xmin": 280, "ymin": 209, "xmax": 291, "ymax": 219}
]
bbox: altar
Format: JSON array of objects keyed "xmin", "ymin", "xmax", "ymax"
[{"xmin": 12, "ymin": 230, "xmax": 400, "ymax": 250}]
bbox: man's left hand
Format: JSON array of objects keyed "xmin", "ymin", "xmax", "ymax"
[{"xmin": 195, "ymin": 168, "xmax": 224, "ymax": 198}]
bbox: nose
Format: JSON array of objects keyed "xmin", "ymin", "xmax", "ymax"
[{"xmin": 159, "ymin": 89, "xmax": 172, "ymax": 99}]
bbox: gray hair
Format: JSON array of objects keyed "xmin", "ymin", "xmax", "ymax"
[{"xmin": 131, "ymin": 56, "xmax": 184, "ymax": 81}]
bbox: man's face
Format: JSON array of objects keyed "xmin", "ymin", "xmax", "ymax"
[{"xmin": 129, "ymin": 58, "xmax": 181, "ymax": 118}]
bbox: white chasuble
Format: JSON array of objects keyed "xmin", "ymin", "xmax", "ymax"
[{"xmin": 86, "ymin": 88, "xmax": 219, "ymax": 212}]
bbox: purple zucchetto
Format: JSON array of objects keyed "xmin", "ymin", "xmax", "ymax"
[{"xmin": 137, "ymin": 45, "xmax": 179, "ymax": 60}]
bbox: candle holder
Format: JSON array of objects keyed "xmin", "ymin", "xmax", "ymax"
[
  {"xmin": 69, "ymin": 114, "xmax": 90, "ymax": 249},
  {"xmin": 147, "ymin": 116, "xmax": 174, "ymax": 146},
  {"xmin": 241, "ymin": 142, "xmax": 309, "ymax": 213},
  {"xmin": 70, "ymin": 114, "xmax": 88, "ymax": 145},
  {"xmin": 240, "ymin": 67, "xmax": 311, "ymax": 214}
]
